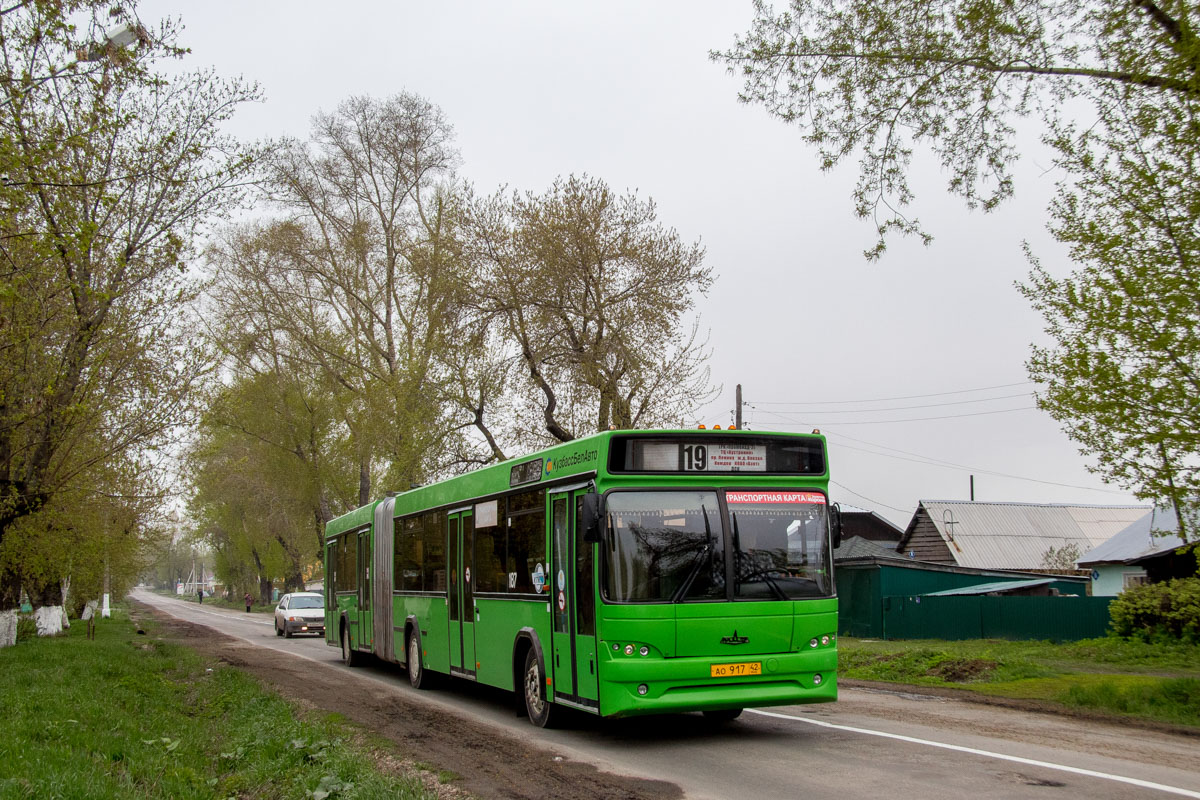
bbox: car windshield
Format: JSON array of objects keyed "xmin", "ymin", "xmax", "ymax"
[
  {"xmin": 727, "ymin": 491, "xmax": 832, "ymax": 599},
  {"xmin": 289, "ymin": 596, "xmax": 323, "ymax": 609},
  {"xmin": 604, "ymin": 491, "xmax": 724, "ymax": 603}
]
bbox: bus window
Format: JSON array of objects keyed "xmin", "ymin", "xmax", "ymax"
[
  {"xmin": 474, "ymin": 527, "xmax": 501, "ymax": 593},
  {"xmin": 507, "ymin": 511, "xmax": 545, "ymax": 593},
  {"xmin": 604, "ymin": 491, "xmax": 724, "ymax": 603},
  {"xmin": 726, "ymin": 491, "xmax": 832, "ymax": 600},
  {"xmin": 396, "ymin": 516, "xmax": 422, "ymax": 591},
  {"xmin": 423, "ymin": 511, "xmax": 446, "ymax": 591},
  {"xmin": 337, "ymin": 533, "xmax": 357, "ymax": 592}
]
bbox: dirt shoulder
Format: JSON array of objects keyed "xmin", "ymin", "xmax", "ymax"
[{"xmin": 131, "ymin": 602, "xmax": 682, "ymax": 800}]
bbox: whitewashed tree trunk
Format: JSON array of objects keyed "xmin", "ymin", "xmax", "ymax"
[
  {"xmin": 60, "ymin": 577, "xmax": 71, "ymax": 629},
  {"xmin": 0, "ymin": 609, "xmax": 16, "ymax": 647},
  {"xmin": 34, "ymin": 604, "xmax": 65, "ymax": 636}
]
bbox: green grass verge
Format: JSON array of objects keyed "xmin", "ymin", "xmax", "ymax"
[
  {"xmin": 0, "ymin": 609, "xmax": 439, "ymax": 800},
  {"xmin": 840, "ymin": 636, "xmax": 1200, "ymax": 728}
]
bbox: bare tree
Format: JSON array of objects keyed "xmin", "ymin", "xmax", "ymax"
[{"xmin": 464, "ymin": 175, "xmax": 717, "ymax": 448}]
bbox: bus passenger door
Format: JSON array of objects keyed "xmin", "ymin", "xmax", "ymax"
[
  {"xmin": 549, "ymin": 489, "xmax": 599, "ymax": 709},
  {"xmin": 357, "ymin": 528, "xmax": 371, "ymax": 651},
  {"xmin": 448, "ymin": 510, "xmax": 476, "ymax": 678}
]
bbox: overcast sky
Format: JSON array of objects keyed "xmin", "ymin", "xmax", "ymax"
[{"xmin": 134, "ymin": 0, "xmax": 1142, "ymax": 527}]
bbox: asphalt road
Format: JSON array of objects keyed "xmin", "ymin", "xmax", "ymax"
[{"xmin": 131, "ymin": 590, "xmax": 1200, "ymax": 800}]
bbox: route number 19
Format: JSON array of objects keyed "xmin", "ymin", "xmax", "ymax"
[{"xmin": 682, "ymin": 444, "xmax": 708, "ymax": 471}]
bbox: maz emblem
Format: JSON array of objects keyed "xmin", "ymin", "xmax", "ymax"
[{"xmin": 720, "ymin": 630, "xmax": 749, "ymax": 645}]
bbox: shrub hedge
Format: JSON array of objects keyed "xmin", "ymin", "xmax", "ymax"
[{"xmin": 1109, "ymin": 576, "xmax": 1200, "ymax": 641}]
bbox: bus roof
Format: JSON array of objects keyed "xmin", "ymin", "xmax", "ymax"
[{"xmin": 324, "ymin": 428, "xmax": 827, "ymax": 539}]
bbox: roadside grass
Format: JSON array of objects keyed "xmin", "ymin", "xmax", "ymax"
[
  {"xmin": 0, "ymin": 608, "xmax": 438, "ymax": 800},
  {"xmin": 840, "ymin": 636, "xmax": 1200, "ymax": 728}
]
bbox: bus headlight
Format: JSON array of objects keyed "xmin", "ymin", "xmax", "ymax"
[
  {"xmin": 813, "ymin": 673, "xmax": 823, "ymax": 686},
  {"xmin": 637, "ymin": 684, "xmax": 649, "ymax": 696},
  {"xmin": 809, "ymin": 638, "xmax": 818, "ymax": 648}
]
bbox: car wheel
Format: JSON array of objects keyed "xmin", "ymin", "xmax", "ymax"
[
  {"xmin": 523, "ymin": 647, "xmax": 557, "ymax": 728},
  {"xmin": 275, "ymin": 621, "xmax": 282, "ymax": 637},
  {"xmin": 407, "ymin": 630, "xmax": 433, "ymax": 689},
  {"xmin": 284, "ymin": 625, "xmax": 292, "ymax": 639},
  {"xmin": 702, "ymin": 708, "xmax": 743, "ymax": 723},
  {"xmin": 340, "ymin": 624, "xmax": 359, "ymax": 667}
]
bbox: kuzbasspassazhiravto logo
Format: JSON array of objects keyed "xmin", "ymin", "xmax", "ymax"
[{"xmin": 546, "ymin": 459, "xmax": 554, "ymax": 474}]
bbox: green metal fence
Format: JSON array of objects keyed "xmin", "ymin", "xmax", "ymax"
[{"xmin": 879, "ymin": 595, "xmax": 1114, "ymax": 641}]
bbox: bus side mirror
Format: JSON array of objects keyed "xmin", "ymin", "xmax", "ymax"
[
  {"xmin": 830, "ymin": 503, "xmax": 843, "ymax": 550},
  {"xmin": 580, "ymin": 492, "xmax": 602, "ymax": 543}
]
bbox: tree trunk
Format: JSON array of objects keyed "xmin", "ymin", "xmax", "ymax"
[
  {"xmin": 359, "ymin": 457, "xmax": 371, "ymax": 506},
  {"xmin": 31, "ymin": 578, "xmax": 65, "ymax": 636},
  {"xmin": 259, "ymin": 576, "xmax": 273, "ymax": 605},
  {"xmin": 0, "ymin": 567, "xmax": 19, "ymax": 648}
]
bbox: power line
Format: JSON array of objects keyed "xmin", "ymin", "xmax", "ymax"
[
  {"xmin": 748, "ymin": 392, "xmax": 1033, "ymax": 416},
  {"xmin": 827, "ymin": 436, "xmax": 1130, "ymax": 495},
  {"xmin": 748, "ymin": 381, "xmax": 1035, "ymax": 406},
  {"xmin": 743, "ymin": 408, "xmax": 1130, "ymax": 496},
  {"xmin": 830, "ymin": 480, "xmax": 912, "ymax": 515},
  {"xmin": 755, "ymin": 405, "xmax": 1039, "ymax": 426}
]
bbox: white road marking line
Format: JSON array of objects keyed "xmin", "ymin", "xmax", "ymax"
[
  {"xmin": 748, "ymin": 708, "xmax": 1200, "ymax": 798},
  {"xmin": 141, "ymin": 595, "xmax": 1199, "ymax": 799}
]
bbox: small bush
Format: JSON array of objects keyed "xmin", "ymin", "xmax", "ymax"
[{"xmin": 1109, "ymin": 577, "xmax": 1200, "ymax": 641}]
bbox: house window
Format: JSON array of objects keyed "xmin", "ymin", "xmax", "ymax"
[{"xmin": 1122, "ymin": 572, "xmax": 1149, "ymax": 589}]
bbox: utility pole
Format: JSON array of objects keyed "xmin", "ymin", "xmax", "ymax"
[
  {"xmin": 735, "ymin": 384, "xmax": 743, "ymax": 429},
  {"xmin": 970, "ymin": 475, "xmax": 975, "ymax": 502}
]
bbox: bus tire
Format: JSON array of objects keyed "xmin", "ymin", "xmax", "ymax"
[
  {"xmin": 702, "ymin": 708, "xmax": 742, "ymax": 723},
  {"xmin": 340, "ymin": 623, "xmax": 360, "ymax": 667},
  {"xmin": 523, "ymin": 647, "xmax": 557, "ymax": 728},
  {"xmin": 407, "ymin": 629, "xmax": 434, "ymax": 690}
]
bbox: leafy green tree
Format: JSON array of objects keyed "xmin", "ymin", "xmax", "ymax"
[
  {"xmin": 720, "ymin": 1, "xmax": 1200, "ymax": 536},
  {"xmin": 0, "ymin": 0, "xmax": 264, "ymax": 641},
  {"xmin": 1020, "ymin": 82, "xmax": 1200, "ymax": 541},
  {"xmin": 464, "ymin": 174, "xmax": 717, "ymax": 448},
  {"xmin": 205, "ymin": 94, "xmax": 473, "ymax": 511},
  {"xmin": 718, "ymin": 0, "xmax": 1199, "ymax": 258},
  {"xmin": 187, "ymin": 372, "xmax": 350, "ymax": 596}
]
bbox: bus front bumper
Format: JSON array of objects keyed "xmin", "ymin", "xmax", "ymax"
[{"xmin": 597, "ymin": 648, "xmax": 838, "ymax": 718}]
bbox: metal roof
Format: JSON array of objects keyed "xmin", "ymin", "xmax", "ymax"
[
  {"xmin": 1077, "ymin": 506, "xmax": 1190, "ymax": 566},
  {"xmin": 923, "ymin": 578, "xmax": 1057, "ymax": 596},
  {"xmin": 833, "ymin": 536, "xmax": 906, "ymax": 561},
  {"xmin": 905, "ymin": 501, "xmax": 1150, "ymax": 571}
]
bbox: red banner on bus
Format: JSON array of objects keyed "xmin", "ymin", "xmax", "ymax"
[{"xmin": 725, "ymin": 491, "xmax": 825, "ymax": 504}]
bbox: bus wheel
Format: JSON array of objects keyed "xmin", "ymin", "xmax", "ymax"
[
  {"xmin": 702, "ymin": 708, "xmax": 742, "ymax": 723},
  {"xmin": 523, "ymin": 648, "xmax": 557, "ymax": 728},
  {"xmin": 407, "ymin": 630, "xmax": 433, "ymax": 689},
  {"xmin": 340, "ymin": 625, "xmax": 359, "ymax": 667}
]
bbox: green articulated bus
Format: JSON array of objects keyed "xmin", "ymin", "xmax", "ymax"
[{"xmin": 324, "ymin": 428, "xmax": 841, "ymax": 727}]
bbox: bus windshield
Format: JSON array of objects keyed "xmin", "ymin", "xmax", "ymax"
[
  {"xmin": 604, "ymin": 491, "xmax": 725, "ymax": 603},
  {"xmin": 602, "ymin": 489, "xmax": 832, "ymax": 603},
  {"xmin": 726, "ymin": 491, "xmax": 832, "ymax": 600}
]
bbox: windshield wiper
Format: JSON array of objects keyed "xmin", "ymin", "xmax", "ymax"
[{"xmin": 672, "ymin": 504, "xmax": 714, "ymax": 602}]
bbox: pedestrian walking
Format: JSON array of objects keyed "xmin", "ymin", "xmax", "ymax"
[
  {"xmin": 244, "ymin": 592, "xmax": 252, "ymax": 612},
  {"xmin": 197, "ymin": 588, "xmax": 203, "ymax": 604}
]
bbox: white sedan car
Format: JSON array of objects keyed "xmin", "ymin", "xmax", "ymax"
[{"xmin": 274, "ymin": 591, "xmax": 326, "ymax": 638}]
